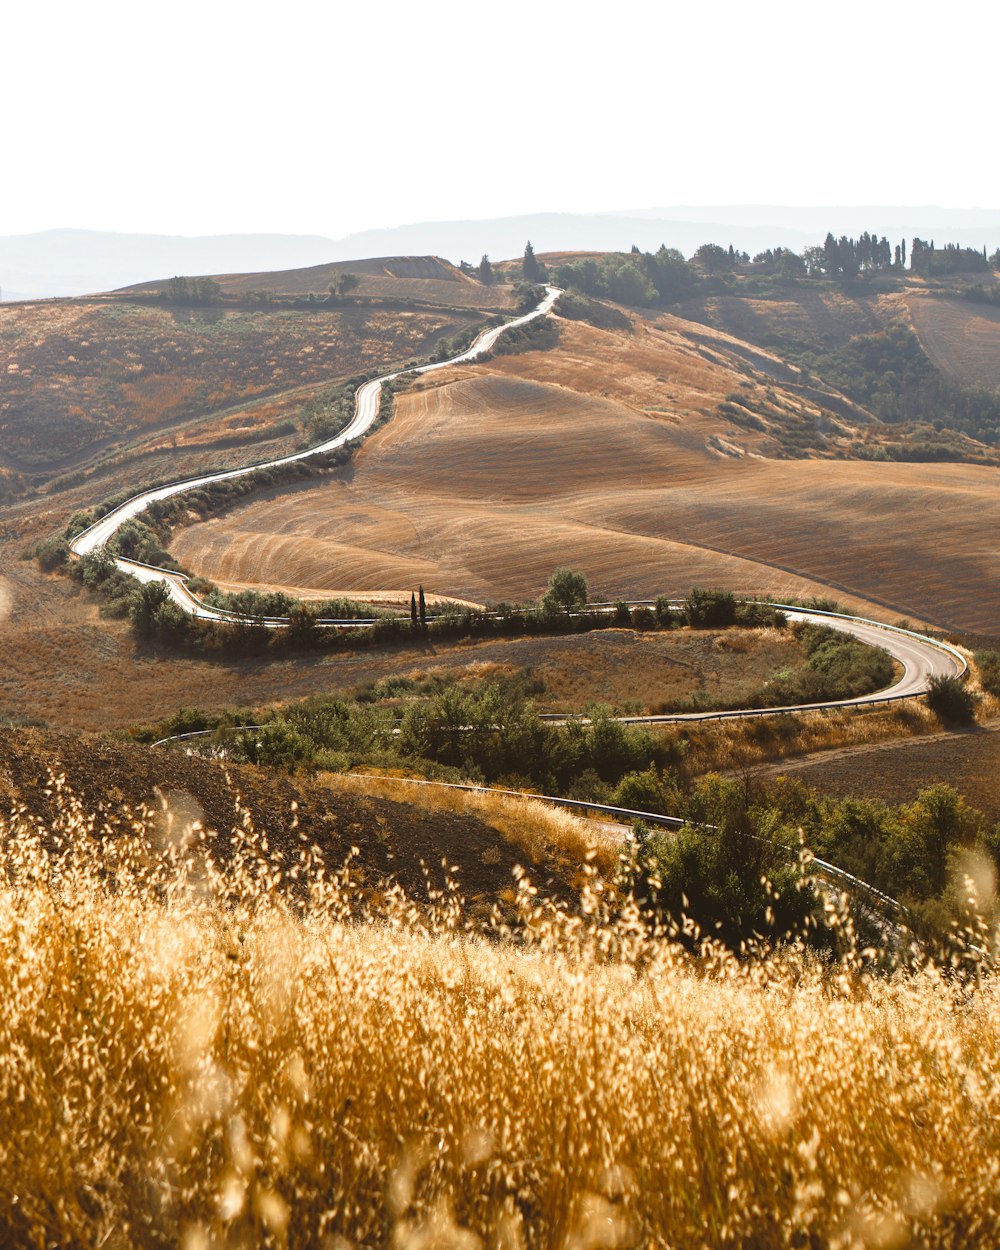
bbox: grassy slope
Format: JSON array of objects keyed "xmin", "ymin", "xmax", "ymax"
[
  {"xmin": 0, "ymin": 726, "xmax": 592, "ymax": 903},
  {"xmin": 6, "ymin": 788, "xmax": 1000, "ymax": 1248},
  {"xmin": 0, "ymin": 301, "xmax": 480, "ymax": 482},
  {"xmin": 171, "ymin": 314, "xmax": 1000, "ymax": 631}
]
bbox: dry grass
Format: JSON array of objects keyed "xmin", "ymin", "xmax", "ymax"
[
  {"xmin": 170, "ymin": 316, "xmax": 1000, "ymax": 631},
  {"xmin": 0, "ymin": 301, "xmax": 478, "ymax": 480},
  {"xmin": 327, "ymin": 770, "xmax": 620, "ymax": 877},
  {"xmin": 4, "ymin": 789, "xmax": 1000, "ymax": 1247},
  {"xmin": 906, "ymin": 293, "xmax": 1000, "ymax": 388}
]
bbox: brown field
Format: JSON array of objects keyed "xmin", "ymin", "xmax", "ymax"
[
  {"xmin": 126, "ymin": 254, "xmax": 516, "ymax": 312},
  {"xmin": 676, "ymin": 283, "xmax": 888, "ymax": 352},
  {"xmin": 758, "ymin": 718, "xmax": 1000, "ymax": 823},
  {"xmin": 0, "ymin": 300, "xmax": 479, "ymax": 479},
  {"xmin": 905, "ymin": 293, "xmax": 1000, "ymax": 388},
  {"xmin": 353, "ymin": 627, "xmax": 806, "ymax": 715},
  {"xmin": 172, "ymin": 315, "xmax": 1000, "ymax": 631},
  {"xmin": 0, "ymin": 549, "xmax": 801, "ymax": 730}
]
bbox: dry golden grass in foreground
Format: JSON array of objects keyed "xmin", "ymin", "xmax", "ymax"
[{"xmin": 5, "ymin": 787, "xmax": 1000, "ymax": 1248}]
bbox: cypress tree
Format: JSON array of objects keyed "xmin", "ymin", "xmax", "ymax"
[
  {"xmin": 523, "ymin": 241, "xmax": 541, "ymax": 282},
  {"xmin": 410, "ymin": 592, "xmax": 418, "ymax": 627},
  {"xmin": 418, "ymin": 585, "xmax": 427, "ymax": 627}
]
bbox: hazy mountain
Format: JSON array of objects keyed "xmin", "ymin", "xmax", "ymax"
[
  {"xmin": 3, "ymin": 208, "xmax": 999, "ymax": 300},
  {"xmin": 0, "ymin": 230, "xmax": 343, "ymax": 301}
]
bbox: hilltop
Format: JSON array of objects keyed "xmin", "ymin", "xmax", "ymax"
[{"xmin": 0, "ymin": 256, "xmax": 512, "ymax": 502}]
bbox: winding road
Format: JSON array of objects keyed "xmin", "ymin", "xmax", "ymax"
[{"xmin": 68, "ymin": 284, "xmax": 967, "ymax": 720}]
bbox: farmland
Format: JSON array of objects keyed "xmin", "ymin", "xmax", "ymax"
[
  {"xmin": 906, "ymin": 293, "xmax": 1000, "ymax": 388},
  {"xmin": 171, "ymin": 314, "xmax": 1000, "ymax": 631}
]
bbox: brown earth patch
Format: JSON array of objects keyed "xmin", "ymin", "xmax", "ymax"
[{"xmin": 758, "ymin": 718, "xmax": 1000, "ymax": 823}]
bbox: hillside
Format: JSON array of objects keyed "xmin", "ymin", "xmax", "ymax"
[
  {"xmin": 905, "ymin": 292, "xmax": 1000, "ymax": 388},
  {"xmin": 194, "ymin": 254, "xmax": 516, "ymax": 311},
  {"xmin": 170, "ymin": 309, "xmax": 1000, "ymax": 631},
  {"xmin": 0, "ymin": 294, "xmax": 483, "ymax": 495},
  {"xmin": 0, "ymin": 727, "xmax": 590, "ymax": 905}
]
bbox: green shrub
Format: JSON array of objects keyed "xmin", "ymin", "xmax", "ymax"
[{"xmin": 925, "ymin": 675, "xmax": 979, "ymax": 725}]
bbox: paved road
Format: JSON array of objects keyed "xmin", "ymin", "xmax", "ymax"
[
  {"xmin": 70, "ymin": 285, "xmax": 562, "ymax": 567},
  {"xmin": 66, "ymin": 280, "xmax": 966, "ymax": 717},
  {"xmin": 577, "ymin": 607, "xmax": 966, "ymax": 727}
]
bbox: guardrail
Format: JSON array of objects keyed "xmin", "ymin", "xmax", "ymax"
[{"xmin": 148, "ymin": 733, "xmax": 906, "ymax": 921}]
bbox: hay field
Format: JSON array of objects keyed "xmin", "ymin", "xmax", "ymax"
[
  {"xmin": 906, "ymin": 293, "xmax": 1000, "ymax": 387},
  {"xmin": 172, "ymin": 317, "xmax": 1000, "ymax": 630},
  {"xmin": 5, "ymin": 795, "xmax": 1000, "ymax": 1248}
]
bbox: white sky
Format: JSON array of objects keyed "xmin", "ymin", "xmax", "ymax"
[{"xmin": 4, "ymin": 0, "xmax": 996, "ymax": 238}]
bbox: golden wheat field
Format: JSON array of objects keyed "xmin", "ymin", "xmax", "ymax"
[
  {"xmin": 4, "ymin": 791, "xmax": 1000, "ymax": 1249},
  {"xmin": 905, "ymin": 294, "xmax": 1000, "ymax": 388},
  {"xmin": 171, "ymin": 317, "xmax": 1000, "ymax": 630}
]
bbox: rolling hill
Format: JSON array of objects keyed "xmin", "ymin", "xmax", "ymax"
[
  {"xmin": 169, "ymin": 308, "xmax": 1000, "ymax": 632},
  {"xmin": 0, "ymin": 264, "xmax": 501, "ymax": 490}
]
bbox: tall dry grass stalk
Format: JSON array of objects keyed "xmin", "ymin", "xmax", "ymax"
[{"xmin": 3, "ymin": 780, "xmax": 1000, "ymax": 1248}]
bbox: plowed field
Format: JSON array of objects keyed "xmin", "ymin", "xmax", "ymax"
[
  {"xmin": 171, "ymin": 317, "xmax": 1000, "ymax": 631},
  {"xmin": 906, "ymin": 293, "xmax": 1000, "ymax": 388}
]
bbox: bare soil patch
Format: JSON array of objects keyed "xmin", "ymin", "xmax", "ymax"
[
  {"xmin": 0, "ymin": 728, "xmax": 566, "ymax": 904},
  {"xmin": 759, "ymin": 719, "xmax": 1000, "ymax": 822}
]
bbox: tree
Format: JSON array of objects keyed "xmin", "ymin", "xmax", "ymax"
[
  {"xmin": 328, "ymin": 273, "xmax": 360, "ymax": 303},
  {"xmin": 693, "ymin": 243, "xmax": 732, "ymax": 274},
  {"xmin": 418, "ymin": 585, "xmax": 427, "ymax": 627},
  {"xmin": 522, "ymin": 241, "xmax": 542, "ymax": 282},
  {"xmin": 542, "ymin": 567, "xmax": 588, "ymax": 618},
  {"xmin": 477, "ymin": 255, "xmax": 494, "ymax": 285},
  {"xmin": 129, "ymin": 580, "xmax": 171, "ymax": 638},
  {"xmin": 410, "ymin": 591, "xmax": 418, "ymax": 628}
]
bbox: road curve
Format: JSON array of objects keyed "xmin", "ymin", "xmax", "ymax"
[
  {"xmin": 69, "ymin": 285, "xmax": 563, "ymax": 588},
  {"xmin": 66, "ymin": 281, "xmax": 966, "ymax": 718},
  {"xmin": 579, "ymin": 607, "xmax": 966, "ymax": 727}
]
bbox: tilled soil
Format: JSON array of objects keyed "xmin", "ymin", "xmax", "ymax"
[{"xmin": 757, "ymin": 718, "xmax": 1000, "ymax": 822}]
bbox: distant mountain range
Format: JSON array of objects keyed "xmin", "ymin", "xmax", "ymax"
[{"xmin": 3, "ymin": 207, "xmax": 1000, "ymax": 300}]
